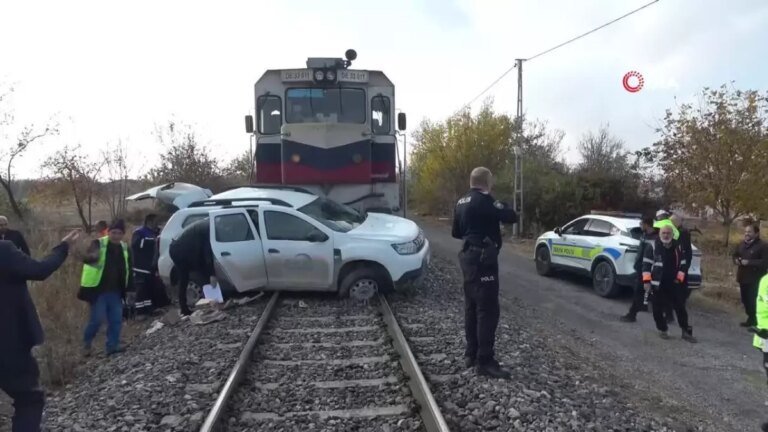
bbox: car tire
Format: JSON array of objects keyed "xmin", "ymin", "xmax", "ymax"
[
  {"xmin": 592, "ymin": 260, "xmax": 621, "ymax": 298},
  {"xmin": 535, "ymin": 245, "xmax": 554, "ymax": 276},
  {"xmin": 339, "ymin": 267, "xmax": 386, "ymax": 301}
]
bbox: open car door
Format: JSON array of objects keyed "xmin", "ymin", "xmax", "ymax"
[
  {"xmin": 208, "ymin": 208, "xmax": 268, "ymax": 292},
  {"xmin": 126, "ymin": 182, "xmax": 213, "ymax": 209}
]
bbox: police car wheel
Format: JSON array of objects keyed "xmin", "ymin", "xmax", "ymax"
[
  {"xmin": 535, "ymin": 246, "xmax": 553, "ymax": 276},
  {"xmin": 592, "ymin": 261, "xmax": 620, "ymax": 298}
]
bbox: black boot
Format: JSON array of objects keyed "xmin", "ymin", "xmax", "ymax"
[
  {"xmin": 682, "ymin": 328, "xmax": 697, "ymax": 343},
  {"xmin": 464, "ymin": 356, "xmax": 476, "ymax": 368},
  {"xmin": 620, "ymin": 313, "xmax": 636, "ymax": 323},
  {"xmin": 476, "ymin": 359, "xmax": 511, "ymax": 380}
]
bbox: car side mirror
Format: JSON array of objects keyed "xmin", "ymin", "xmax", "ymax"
[
  {"xmin": 554, "ymin": 227, "xmax": 562, "ymax": 236},
  {"xmin": 307, "ymin": 230, "xmax": 328, "ymax": 243},
  {"xmin": 245, "ymin": 115, "xmax": 254, "ymax": 134}
]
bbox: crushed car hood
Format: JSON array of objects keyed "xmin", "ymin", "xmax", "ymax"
[{"xmin": 346, "ymin": 212, "xmax": 420, "ymax": 242}]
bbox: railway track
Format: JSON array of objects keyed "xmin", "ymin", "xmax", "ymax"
[{"xmin": 199, "ymin": 292, "xmax": 450, "ymax": 432}]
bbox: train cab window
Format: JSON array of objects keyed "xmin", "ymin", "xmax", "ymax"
[
  {"xmin": 257, "ymin": 95, "xmax": 282, "ymax": 135},
  {"xmin": 371, "ymin": 96, "xmax": 391, "ymax": 135},
  {"xmin": 286, "ymin": 88, "xmax": 365, "ymax": 124}
]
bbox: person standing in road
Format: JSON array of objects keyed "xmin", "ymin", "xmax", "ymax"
[
  {"xmin": 620, "ymin": 216, "xmax": 657, "ymax": 323},
  {"xmin": 451, "ymin": 166, "xmax": 518, "ymax": 379},
  {"xmin": 0, "ymin": 228, "xmax": 81, "ymax": 432},
  {"xmin": 732, "ymin": 222, "xmax": 768, "ymax": 329},
  {"xmin": 168, "ymin": 218, "xmax": 217, "ymax": 318},
  {"xmin": 79, "ymin": 219, "xmax": 132, "ymax": 357},
  {"xmin": 654, "ymin": 209, "xmax": 680, "ymax": 240},
  {"xmin": 642, "ymin": 224, "xmax": 696, "ymax": 342},
  {"xmin": 0, "ymin": 215, "xmax": 31, "ymax": 256},
  {"xmin": 664, "ymin": 213, "xmax": 694, "ymax": 323}
]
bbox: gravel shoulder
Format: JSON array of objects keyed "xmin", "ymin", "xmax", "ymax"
[{"xmin": 417, "ymin": 216, "xmax": 767, "ymax": 432}]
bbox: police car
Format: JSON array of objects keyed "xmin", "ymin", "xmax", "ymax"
[
  {"xmin": 127, "ymin": 183, "xmax": 430, "ymax": 304},
  {"xmin": 533, "ymin": 211, "xmax": 703, "ymax": 297}
]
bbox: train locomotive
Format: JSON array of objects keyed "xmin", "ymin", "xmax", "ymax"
[{"xmin": 245, "ymin": 49, "xmax": 407, "ymax": 215}]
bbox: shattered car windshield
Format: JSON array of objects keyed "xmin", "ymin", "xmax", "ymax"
[{"xmin": 297, "ymin": 197, "xmax": 366, "ymax": 232}]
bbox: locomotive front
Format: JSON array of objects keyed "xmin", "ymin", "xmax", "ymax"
[{"xmin": 245, "ymin": 49, "xmax": 406, "ymax": 215}]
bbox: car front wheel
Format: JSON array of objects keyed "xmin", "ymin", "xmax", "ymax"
[
  {"xmin": 339, "ymin": 267, "xmax": 386, "ymax": 301},
  {"xmin": 535, "ymin": 245, "xmax": 554, "ymax": 276},
  {"xmin": 592, "ymin": 261, "xmax": 620, "ymax": 298}
]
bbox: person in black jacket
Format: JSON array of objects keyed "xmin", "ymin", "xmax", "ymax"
[
  {"xmin": 0, "ymin": 228, "xmax": 80, "ymax": 432},
  {"xmin": 620, "ymin": 216, "xmax": 657, "ymax": 323},
  {"xmin": 169, "ymin": 218, "xmax": 216, "ymax": 317},
  {"xmin": 732, "ymin": 222, "xmax": 768, "ymax": 328},
  {"xmin": 664, "ymin": 214, "xmax": 694, "ymax": 324},
  {"xmin": 0, "ymin": 215, "xmax": 31, "ymax": 256},
  {"xmin": 642, "ymin": 225, "xmax": 697, "ymax": 342},
  {"xmin": 452, "ymin": 167, "xmax": 518, "ymax": 379},
  {"xmin": 130, "ymin": 213, "xmax": 167, "ymax": 317}
]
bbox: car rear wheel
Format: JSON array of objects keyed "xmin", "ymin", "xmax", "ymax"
[
  {"xmin": 535, "ymin": 245, "xmax": 554, "ymax": 276},
  {"xmin": 339, "ymin": 267, "xmax": 385, "ymax": 301},
  {"xmin": 592, "ymin": 261, "xmax": 620, "ymax": 298}
]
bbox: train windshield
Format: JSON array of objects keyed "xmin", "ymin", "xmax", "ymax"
[
  {"xmin": 286, "ymin": 88, "xmax": 366, "ymax": 124},
  {"xmin": 297, "ymin": 196, "xmax": 366, "ymax": 232}
]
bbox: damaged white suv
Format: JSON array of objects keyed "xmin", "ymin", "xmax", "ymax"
[{"xmin": 127, "ymin": 183, "xmax": 430, "ymax": 303}]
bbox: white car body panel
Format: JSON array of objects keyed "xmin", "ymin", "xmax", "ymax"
[{"xmin": 130, "ymin": 183, "xmax": 430, "ymax": 295}]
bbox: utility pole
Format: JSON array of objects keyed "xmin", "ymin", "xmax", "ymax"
[{"xmin": 513, "ymin": 58, "xmax": 524, "ymax": 238}]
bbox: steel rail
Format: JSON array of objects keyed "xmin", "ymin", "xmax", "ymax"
[
  {"xmin": 378, "ymin": 293, "xmax": 451, "ymax": 432},
  {"xmin": 199, "ymin": 291, "xmax": 280, "ymax": 432}
]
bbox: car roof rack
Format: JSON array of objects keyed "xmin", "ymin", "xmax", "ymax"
[
  {"xmin": 223, "ymin": 184, "xmax": 314, "ymax": 194},
  {"xmin": 590, "ymin": 210, "xmax": 643, "ymax": 219},
  {"xmin": 188, "ymin": 197, "xmax": 293, "ymax": 208}
]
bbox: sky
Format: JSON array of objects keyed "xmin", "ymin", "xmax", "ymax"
[{"xmin": 2, "ymin": 0, "xmax": 767, "ymax": 180}]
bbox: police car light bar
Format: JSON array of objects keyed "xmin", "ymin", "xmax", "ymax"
[{"xmin": 590, "ymin": 210, "xmax": 643, "ymax": 218}]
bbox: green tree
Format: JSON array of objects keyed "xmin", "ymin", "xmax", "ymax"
[{"xmin": 652, "ymin": 84, "xmax": 768, "ymax": 246}]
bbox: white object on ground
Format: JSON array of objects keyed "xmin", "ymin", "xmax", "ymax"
[{"xmin": 202, "ymin": 283, "xmax": 224, "ymax": 303}]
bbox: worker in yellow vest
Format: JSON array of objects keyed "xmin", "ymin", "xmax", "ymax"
[
  {"xmin": 78, "ymin": 219, "xmax": 133, "ymax": 357},
  {"xmin": 752, "ymin": 274, "xmax": 768, "ymax": 431},
  {"xmin": 653, "ymin": 209, "xmax": 680, "ymax": 240}
]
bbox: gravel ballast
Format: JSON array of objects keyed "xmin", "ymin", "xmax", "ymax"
[
  {"xmin": 387, "ymin": 256, "xmax": 715, "ymax": 432},
  {"xmin": 27, "ymin": 252, "xmax": 719, "ymax": 431},
  {"xmin": 223, "ymin": 297, "xmax": 424, "ymax": 432},
  {"xmin": 40, "ymin": 300, "xmax": 267, "ymax": 432}
]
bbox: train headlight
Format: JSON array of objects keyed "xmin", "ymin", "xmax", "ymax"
[
  {"xmin": 291, "ymin": 154, "xmax": 301, "ymax": 163},
  {"xmin": 326, "ymin": 70, "xmax": 336, "ymax": 81},
  {"xmin": 314, "ymin": 70, "xmax": 325, "ymax": 81}
]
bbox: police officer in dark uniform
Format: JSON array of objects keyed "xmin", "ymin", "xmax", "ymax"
[{"xmin": 452, "ymin": 167, "xmax": 518, "ymax": 379}]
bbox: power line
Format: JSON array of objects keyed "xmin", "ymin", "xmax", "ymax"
[{"xmin": 455, "ymin": 0, "xmax": 660, "ymax": 114}]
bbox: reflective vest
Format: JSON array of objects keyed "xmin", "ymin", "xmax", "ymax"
[
  {"xmin": 81, "ymin": 237, "xmax": 130, "ymax": 289},
  {"xmin": 753, "ymin": 274, "xmax": 768, "ymax": 350},
  {"xmin": 653, "ymin": 218, "xmax": 680, "ymax": 240}
]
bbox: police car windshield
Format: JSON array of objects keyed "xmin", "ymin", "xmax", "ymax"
[
  {"xmin": 286, "ymin": 88, "xmax": 366, "ymax": 124},
  {"xmin": 297, "ymin": 197, "xmax": 366, "ymax": 232}
]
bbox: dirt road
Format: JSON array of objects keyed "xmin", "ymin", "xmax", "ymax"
[{"xmin": 418, "ymin": 216, "xmax": 767, "ymax": 432}]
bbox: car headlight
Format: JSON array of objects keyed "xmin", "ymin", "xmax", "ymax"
[{"xmin": 391, "ymin": 230, "xmax": 425, "ymax": 255}]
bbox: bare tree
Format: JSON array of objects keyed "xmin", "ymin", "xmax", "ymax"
[
  {"xmin": 577, "ymin": 123, "xmax": 629, "ymax": 177},
  {"xmin": 43, "ymin": 144, "xmax": 105, "ymax": 232},
  {"xmin": 0, "ymin": 84, "xmax": 59, "ymax": 219},
  {"xmin": 99, "ymin": 140, "xmax": 132, "ymax": 220},
  {"xmin": 147, "ymin": 119, "xmax": 223, "ymax": 187}
]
